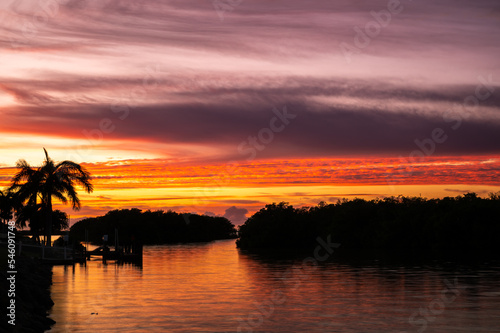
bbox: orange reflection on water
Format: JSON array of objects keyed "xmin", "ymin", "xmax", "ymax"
[
  {"xmin": 49, "ymin": 241, "xmax": 251, "ymax": 332},
  {"xmin": 48, "ymin": 240, "xmax": 500, "ymax": 332}
]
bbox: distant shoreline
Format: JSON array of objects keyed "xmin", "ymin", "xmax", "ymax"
[
  {"xmin": 237, "ymin": 193, "xmax": 500, "ymax": 253},
  {"xmin": 69, "ymin": 209, "xmax": 237, "ymax": 246}
]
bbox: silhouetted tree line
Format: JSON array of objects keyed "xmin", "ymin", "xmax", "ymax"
[
  {"xmin": 237, "ymin": 193, "xmax": 500, "ymax": 251},
  {"xmin": 70, "ymin": 208, "xmax": 237, "ymax": 245}
]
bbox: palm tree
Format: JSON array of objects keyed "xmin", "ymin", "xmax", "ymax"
[
  {"xmin": 10, "ymin": 148, "xmax": 93, "ymax": 246},
  {"xmin": 16, "ymin": 204, "xmax": 69, "ymax": 244},
  {"xmin": 0, "ymin": 189, "xmax": 19, "ymax": 229},
  {"xmin": 15, "ymin": 203, "xmax": 43, "ymax": 243},
  {"xmin": 0, "ymin": 189, "xmax": 10, "ymax": 226}
]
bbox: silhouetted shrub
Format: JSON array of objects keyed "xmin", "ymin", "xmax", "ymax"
[
  {"xmin": 69, "ymin": 209, "xmax": 237, "ymax": 245},
  {"xmin": 236, "ymin": 193, "xmax": 500, "ymax": 251}
]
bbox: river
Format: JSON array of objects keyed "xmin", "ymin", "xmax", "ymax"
[{"xmin": 47, "ymin": 239, "xmax": 500, "ymax": 332}]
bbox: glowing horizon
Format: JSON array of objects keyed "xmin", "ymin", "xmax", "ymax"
[{"xmin": 2, "ymin": 155, "xmax": 500, "ymax": 225}]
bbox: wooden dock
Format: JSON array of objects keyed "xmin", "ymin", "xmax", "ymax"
[
  {"xmin": 86, "ymin": 244, "xmax": 143, "ymax": 265},
  {"xmin": 4, "ymin": 229, "xmax": 143, "ymax": 266}
]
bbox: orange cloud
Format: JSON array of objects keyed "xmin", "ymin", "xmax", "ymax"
[{"xmin": 2, "ymin": 155, "xmax": 499, "ymax": 224}]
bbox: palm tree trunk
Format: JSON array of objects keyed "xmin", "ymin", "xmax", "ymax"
[
  {"xmin": 33, "ymin": 227, "xmax": 40, "ymax": 244},
  {"xmin": 45, "ymin": 196, "xmax": 53, "ymax": 246}
]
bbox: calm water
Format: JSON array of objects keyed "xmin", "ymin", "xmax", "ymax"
[{"xmin": 47, "ymin": 239, "xmax": 500, "ymax": 332}]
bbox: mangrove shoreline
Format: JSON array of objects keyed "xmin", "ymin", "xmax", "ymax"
[{"xmin": 237, "ymin": 193, "xmax": 500, "ymax": 253}]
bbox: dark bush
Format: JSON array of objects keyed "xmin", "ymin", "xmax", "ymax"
[{"xmin": 237, "ymin": 193, "xmax": 500, "ymax": 251}]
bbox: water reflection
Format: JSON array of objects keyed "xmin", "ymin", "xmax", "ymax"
[
  {"xmin": 48, "ymin": 240, "xmax": 500, "ymax": 332},
  {"xmin": 236, "ymin": 249, "xmax": 500, "ymax": 333}
]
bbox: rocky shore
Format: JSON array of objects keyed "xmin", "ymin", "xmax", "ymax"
[{"xmin": 1, "ymin": 256, "xmax": 55, "ymax": 333}]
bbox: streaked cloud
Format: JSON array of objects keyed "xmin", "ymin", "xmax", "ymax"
[{"xmin": 1, "ymin": 0, "xmax": 500, "ymax": 223}]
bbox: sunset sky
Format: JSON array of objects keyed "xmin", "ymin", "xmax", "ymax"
[{"xmin": 1, "ymin": 0, "xmax": 499, "ymax": 225}]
